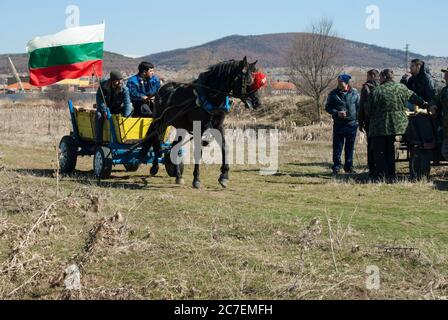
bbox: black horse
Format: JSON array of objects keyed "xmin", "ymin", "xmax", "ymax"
[{"xmin": 140, "ymin": 57, "xmax": 262, "ymax": 189}]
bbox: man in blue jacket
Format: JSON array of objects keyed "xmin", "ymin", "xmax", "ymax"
[
  {"xmin": 95, "ymin": 70, "xmax": 133, "ymax": 145},
  {"xmin": 127, "ymin": 62, "xmax": 162, "ymax": 117},
  {"xmin": 325, "ymin": 74, "xmax": 360, "ymax": 176}
]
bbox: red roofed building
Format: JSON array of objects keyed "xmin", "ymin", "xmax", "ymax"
[
  {"xmin": 6, "ymin": 82, "xmax": 38, "ymax": 92},
  {"xmin": 270, "ymin": 80, "xmax": 297, "ymax": 95}
]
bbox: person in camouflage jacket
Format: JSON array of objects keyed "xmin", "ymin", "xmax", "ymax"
[
  {"xmin": 430, "ymin": 68, "xmax": 448, "ymax": 160},
  {"xmin": 366, "ymin": 72, "xmax": 426, "ymax": 138},
  {"xmin": 365, "ymin": 69, "xmax": 427, "ymax": 182}
]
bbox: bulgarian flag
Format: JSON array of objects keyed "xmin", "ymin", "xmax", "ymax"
[{"xmin": 27, "ymin": 24, "xmax": 105, "ymax": 87}]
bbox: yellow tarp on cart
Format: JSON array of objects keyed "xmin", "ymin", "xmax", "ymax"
[{"xmin": 74, "ymin": 108, "xmax": 172, "ymax": 144}]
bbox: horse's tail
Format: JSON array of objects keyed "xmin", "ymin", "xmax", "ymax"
[{"xmin": 140, "ymin": 119, "xmax": 161, "ymax": 161}]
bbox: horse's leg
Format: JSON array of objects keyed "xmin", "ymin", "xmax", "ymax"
[
  {"xmin": 217, "ymin": 117, "xmax": 230, "ymax": 188},
  {"xmin": 150, "ymin": 125, "xmax": 166, "ymax": 177},
  {"xmin": 140, "ymin": 122, "xmax": 157, "ymax": 162},
  {"xmin": 140, "ymin": 138, "xmax": 151, "ymax": 163},
  {"xmin": 174, "ymin": 136, "xmax": 185, "ymax": 185},
  {"xmin": 150, "ymin": 133, "xmax": 161, "ymax": 177},
  {"xmin": 193, "ymin": 150, "xmax": 202, "ymax": 189},
  {"xmin": 192, "ymin": 128, "xmax": 203, "ymax": 189},
  {"xmin": 218, "ymin": 135, "xmax": 230, "ymax": 188}
]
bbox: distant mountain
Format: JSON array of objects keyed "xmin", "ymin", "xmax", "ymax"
[
  {"xmin": 0, "ymin": 53, "xmax": 28, "ymax": 75},
  {"xmin": 1, "ymin": 33, "xmax": 446, "ymax": 78},
  {"xmin": 142, "ymin": 33, "xmax": 445, "ymax": 70}
]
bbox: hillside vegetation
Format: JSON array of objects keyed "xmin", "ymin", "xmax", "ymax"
[{"xmin": 2, "ymin": 33, "xmax": 446, "ymax": 77}]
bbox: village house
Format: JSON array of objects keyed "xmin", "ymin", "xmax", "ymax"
[{"xmin": 269, "ymin": 79, "xmax": 297, "ymax": 95}]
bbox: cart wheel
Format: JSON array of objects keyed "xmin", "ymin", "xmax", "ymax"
[
  {"xmin": 59, "ymin": 136, "xmax": 78, "ymax": 174},
  {"xmin": 165, "ymin": 153, "xmax": 184, "ymax": 178},
  {"xmin": 124, "ymin": 163, "xmax": 140, "ymax": 172},
  {"xmin": 410, "ymin": 146, "xmax": 432, "ymax": 181},
  {"xmin": 94, "ymin": 147, "xmax": 113, "ymax": 179}
]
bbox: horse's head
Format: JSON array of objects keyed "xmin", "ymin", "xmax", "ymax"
[{"xmin": 232, "ymin": 57, "xmax": 264, "ymax": 110}]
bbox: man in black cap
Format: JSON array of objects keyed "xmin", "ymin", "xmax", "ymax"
[
  {"xmin": 95, "ymin": 70, "xmax": 134, "ymax": 145},
  {"xmin": 430, "ymin": 68, "xmax": 448, "ymax": 160}
]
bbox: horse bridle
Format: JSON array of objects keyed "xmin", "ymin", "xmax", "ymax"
[{"xmin": 234, "ymin": 68, "xmax": 255, "ymax": 100}]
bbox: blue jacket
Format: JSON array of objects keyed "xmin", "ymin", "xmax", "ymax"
[
  {"xmin": 126, "ymin": 74, "xmax": 161, "ymax": 104},
  {"xmin": 96, "ymin": 80, "xmax": 133, "ymax": 117},
  {"xmin": 326, "ymin": 87, "xmax": 360, "ymax": 126}
]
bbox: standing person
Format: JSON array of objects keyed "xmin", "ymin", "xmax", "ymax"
[
  {"xmin": 127, "ymin": 62, "xmax": 162, "ymax": 117},
  {"xmin": 366, "ymin": 69, "xmax": 427, "ymax": 182},
  {"xmin": 429, "ymin": 68, "xmax": 448, "ymax": 160},
  {"xmin": 95, "ymin": 71, "xmax": 134, "ymax": 145},
  {"xmin": 401, "ymin": 59, "xmax": 437, "ymax": 103},
  {"xmin": 325, "ymin": 74, "xmax": 360, "ymax": 176},
  {"xmin": 358, "ymin": 69, "xmax": 380, "ymax": 178}
]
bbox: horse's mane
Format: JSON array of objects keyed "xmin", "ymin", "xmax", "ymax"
[
  {"xmin": 192, "ymin": 60, "xmax": 241, "ymax": 103},
  {"xmin": 199, "ymin": 60, "xmax": 241, "ymax": 85}
]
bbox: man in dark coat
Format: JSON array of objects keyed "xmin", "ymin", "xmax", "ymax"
[
  {"xmin": 95, "ymin": 71, "xmax": 133, "ymax": 145},
  {"xmin": 325, "ymin": 74, "xmax": 360, "ymax": 176},
  {"xmin": 401, "ymin": 59, "xmax": 437, "ymax": 103},
  {"xmin": 430, "ymin": 68, "xmax": 448, "ymax": 160},
  {"xmin": 358, "ymin": 69, "xmax": 380, "ymax": 178}
]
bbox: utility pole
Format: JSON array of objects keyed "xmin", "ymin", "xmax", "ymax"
[
  {"xmin": 404, "ymin": 44, "xmax": 410, "ymax": 72},
  {"xmin": 8, "ymin": 56, "xmax": 24, "ymax": 92}
]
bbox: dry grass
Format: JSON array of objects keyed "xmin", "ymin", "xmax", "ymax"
[{"xmin": 0, "ymin": 99, "xmax": 447, "ymax": 300}]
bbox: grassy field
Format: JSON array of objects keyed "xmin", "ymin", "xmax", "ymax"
[{"xmin": 0, "ymin": 99, "xmax": 447, "ymax": 300}]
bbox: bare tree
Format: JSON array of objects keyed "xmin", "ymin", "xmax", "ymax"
[{"xmin": 288, "ymin": 17, "xmax": 343, "ymax": 121}]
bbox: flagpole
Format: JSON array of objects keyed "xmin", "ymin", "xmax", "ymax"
[
  {"xmin": 92, "ymin": 62, "xmax": 108, "ymax": 112},
  {"xmin": 94, "ymin": 21, "xmax": 107, "ymax": 110}
]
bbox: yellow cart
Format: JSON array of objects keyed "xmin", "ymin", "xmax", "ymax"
[{"xmin": 58, "ymin": 100, "xmax": 183, "ymax": 179}]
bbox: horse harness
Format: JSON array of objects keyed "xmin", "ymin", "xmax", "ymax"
[{"xmin": 192, "ymin": 67, "xmax": 251, "ymax": 115}]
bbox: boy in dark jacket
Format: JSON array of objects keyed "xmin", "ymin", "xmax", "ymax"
[
  {"xmin": 358, "ymin": 69, "xmax": 380, "ymax": 177},
  {"xmin": 326, "ymin": 74, "xmax": 360, "ymax": 176}
]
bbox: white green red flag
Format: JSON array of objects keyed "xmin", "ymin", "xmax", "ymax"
[{"xmin": 27, "ymin": 24, "xmax": 105, "ymax": 87}]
